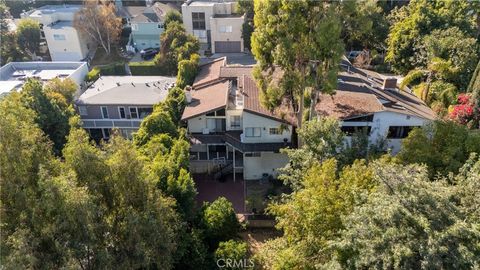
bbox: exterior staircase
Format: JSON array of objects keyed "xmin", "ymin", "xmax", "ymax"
[{"xmin": 213, "ymin": 161, "xmax": 233, "ymax": 181}]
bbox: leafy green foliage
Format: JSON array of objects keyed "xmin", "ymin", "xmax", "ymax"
[
  {"xmin": 133, "ymin": 109, "xmax": 178, "ymax": 147},
  {"xmin": 176, "ymin": 53, "xmax": 200, "ymax": 89},
  {"xmin": 155, "ymin": 21, "xmax": 199, "ymax": 75},
  {"xmin": 201, "ymin": 197, "xmax": 241, "ymax": 248},
  {"xmin": 0, "ymin": 2, "xmax": 26, "ymax": 65},
  {"xmin": 163, "ymin": 9, "xmax": 182, "ymax": 28},
  {"xmin": 215, "ymin": 240, "xmax": 249, "ymax": 269},
  {"xmin": 16, "ymin": 18, "xmax": 40, "ymax": 58},
  {"xmin": 20, "ymin": 79, "xmax": 75, "ymax": 154},
  {"xmin": 163, "ymin": 86, "xmax": 187, "ymax": 124},
  {"xmin": 330, "ymin": 162, "xmax": 480, "ymax": 269},
  {"xmin": 397, "ymin": 120, "xmax": 480, "ymax": 177}
]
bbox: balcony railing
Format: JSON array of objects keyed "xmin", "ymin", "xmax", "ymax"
[{"xmin": 81, "ymin": 119, "xmax": 142, "ymax": 129}]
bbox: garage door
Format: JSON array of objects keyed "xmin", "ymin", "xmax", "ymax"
[{"xmin": 215, "ymin": 41, "xmax": 241, "ymax": 53}]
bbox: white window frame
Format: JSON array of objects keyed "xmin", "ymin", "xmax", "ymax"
[
  {"xmin": 131, "ymin": 24, "xmax": 138, "ymax": 31},
  {"xmin": 118, "ymin": 106, "xmax": 126, "ymax": 119},
  {"xmin": 101, "ymin": 106, "xmax": 109, "ymax": 119},
  {"xmin": 245, "ymin": 127, "xmax": 261, "ymax": 137},
  {"xmin": 129, "ymin": 107, "xmax": 139, "ymax": 119},
  {"xmin": 230, "ymin": 115, "xmax": 241, "ymax": 128},
  {"xmin": 269, "ymin": 127, "xmax": 281, "ymax": 135},
  {"xmin": 78, "ymin": 106, "xmax": 87, "ymax": 116},
  {"xmin": 220, "ymin": 25, "xmax": 233, "ymax": 33},
  {"xmin": 53, "ymin": 34, "xmax": 66, "ymax": 41}
]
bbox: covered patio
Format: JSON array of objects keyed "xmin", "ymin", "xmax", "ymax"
[{"xmin": 193, "ymin": 173, "xmax": 246, "ymax": 213}]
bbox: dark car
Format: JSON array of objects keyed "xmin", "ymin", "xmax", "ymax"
[{"xmin": 140, "ymin": 47, "xmax": 159, "ymax": 60}]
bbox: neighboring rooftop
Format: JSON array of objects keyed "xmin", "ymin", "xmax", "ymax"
[
  {"xmin": 77, "ymin": 76, "xmax": 176, "ymax": 105},
  {"xmin": 182, "ymin": 80, "xmax": 229, "ymax": 120},
  {"xmin": 23, "ymin": 4, "xmax": 81, "ymax": 17},
  {"xmin": 0, "ymin": 62, "xmax": 88, "ymax": 95},
  {"xmin": 119, "ymin": 2, "xmax": 176, "ymax": 23}
]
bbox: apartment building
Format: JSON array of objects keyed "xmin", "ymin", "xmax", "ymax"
[
  {"xmin": 182, "ymin": 0, "xmax": 245, "ymax": 54},
  {"xmin": 75, "ymin": 76, "xmax": 175, "ymax": 141}
]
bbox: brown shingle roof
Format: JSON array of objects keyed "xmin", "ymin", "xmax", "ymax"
[
  {"xmin": 181, "ymin": 80, "xmax": 229, "ymax": 120},
  {"xmin": 219, "ymin": 66, "xmax": 254, "ymax": 78},
  {"xmin": 193, "ymin": 57, "xmax": 226, "ymax": 88},
  {"xmin": 242, "ymin": 75, "xmax": 295, "ymax": 125}
]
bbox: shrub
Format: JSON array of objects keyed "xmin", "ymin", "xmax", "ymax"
[
  {"xmin": 85, "ymin": 67, "xmax": 100, "ymax": 82},
  {"xmin": 214, "ymin": 240, "xmax": 249, "ymax": 269},
  {"xmin": 129, "ymin": 61, "xmax": 170, "ymax": 76},
  {"xmin": 201, "ymin": 197, "xmax": 240, "ymax": 248},
  {"xmin": 86, "ymin": 63, "xmax": 126, "ymax": 82}
]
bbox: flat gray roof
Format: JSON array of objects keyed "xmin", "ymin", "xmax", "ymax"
[
  {"xmin": 0, "ymin": 62, "xmax": 87, "ymax": 95},
  {"xmin": 76, "ymin": 76, "xmax": 176, "ymax": 105}
]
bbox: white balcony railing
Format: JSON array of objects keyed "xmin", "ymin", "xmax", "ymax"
[{"xmin": 81, "ymin": 119, "xmax": 142, "ymax": 129}]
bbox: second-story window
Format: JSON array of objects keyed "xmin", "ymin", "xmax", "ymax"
[
  {"xmin": 230, "ymin": 115, "xmax": 241, "ymax": 128},
  {"xmin": 192, "ymin": 12, "xmax": 206, "ymax": 30},
  {"xmin": 78, "ymin": 106, "xmax": 88, "ymax": 116},
  {"xmin": 53, "ymin": 34, "xmax": 66, "ymax": 41},
  {"xmin": 129, "ymin": 107, "xmax": 139, "ymax": 119},
  {"xmin": 118, "ymin": 107, "xmax": 126, "ymax": 119},
  {"xmin": 387, "ymin": 126, "xmax": 418, "ymax": 139},
  {"xmin": 269, "ymin": 127, "xmax": 281, "ymax": 135},
  {"xmin": 245, "ymin": 127, "xmax": 261, "ymax": 137},
  {"xmin": 138, "ymin": 107, "xmax": 153, "ymax": 118},
  {"xmin": 101, "ymin": 106, "xmax": 109, "ymax": 119},
  {"xmin": 219, "ymin": 25, "xmax": 232, "ymax": 33},
  {"xmin": 131, "ymin": 24, "xmax": 138, "ymax": 31}
]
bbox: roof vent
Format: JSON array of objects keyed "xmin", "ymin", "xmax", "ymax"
[
  {"xmin": 382, "ymin": 77, "xmax": 397, "ymax": 90},
  {"xmin": 116, "ymin": 82, "xmax": 120, "ymax": 86},
  {"xmin": 145, "ymin": 83, "xmax": 149, "ymax": 87},
  {"xmin": 131, "ymin": 82, "xmax": 135, "ymax": 87}
]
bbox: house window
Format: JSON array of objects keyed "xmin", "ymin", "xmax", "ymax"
[
  {"xmin": 269, "ymin": 127, "xmax": 281, "ymax": 135},
  {"xmin": 157, "ymin": 23, "xmax": 163, "ymax": 28},
  {"xmin": 193, "ymin": 29, "xmax": 207, "ymax": 38},
  {"xmin": 206, "ymin": 109, "xmax": 226, "ymax": 117},
  {"xmin": 245, "ymin": 127, "xmax": 261, "ymax": 137},
  {"xmin": 245, "ymin": 152, "xmax": 261, "ymax": 157},
  {"xmin": 340, "ymin": 126, "xmax": 371, "ymax": 136},
  {"xmin": 192, "ymin": 12, "xmax": 206, "ymax": 30},
  {"xmin": 220, "ymin": 25, "xmax": 233, "ymax": 33},
  {"xmin": 129, "ymin": 107, "xmax": 138, "ymax": 119},
  {"xmin": 53, "ymin": 34, "xmax": 66, "ymax": 41},
  {"xmin": 118, "ymin": 107, "xmax": 126, "ymax": 119},
  {"xmin": 101, "ymin": 106, "xmax": 109, "ymax": 119},
  {"xmin": 343, "ymin": 114, "xmax": 374, "ymax": 122},
  {"xmin": 138, "ymin": 107, "xmax": 153, "ymax": 118},
  {"xmin": 230, "ymin": 115, "xmax": 241, "ymax": 128},
  {"xmin": 78, "ymin": 106, "xmax": 87, "ymax": 116},
  {"xmin": 387, "ymin": 126, "xmax": 417, "ymax": 139},
  {"xmin": 131, "ymin": 24, "xmax": 138, "ymax": 31}
]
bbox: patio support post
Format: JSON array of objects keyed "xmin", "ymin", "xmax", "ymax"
[{"xmin": 233, "ymin": 149, "xmax": 236, "ymax": 182}]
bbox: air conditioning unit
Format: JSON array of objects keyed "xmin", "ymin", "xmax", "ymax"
[{"xmin": 202, "ymin": 128, "xmax": 210, "ymax": 134}]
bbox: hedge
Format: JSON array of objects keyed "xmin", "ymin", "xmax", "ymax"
[
  {"xmin": 129, "ymin": 61, "xmax": 172, "ymax": 76},
  {"xmin": 86, "ymin": 63, "xmax": 126, "ymax": 82}
]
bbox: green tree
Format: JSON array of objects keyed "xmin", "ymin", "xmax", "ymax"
[
  {"xmin": 398, "ymin": 120, "xmax": 480, "ymax": 177},
  {"xmin": 16, "ymin": 18, "xmax": 40, "ymax": 59},
  {"xmin": 252, "ymin": 0, "xmax": 345, "ymax": 141},
  {"xmin": 329, "ymin": 162, "xmax": 480, "ymax": 269},
  {"xmin": 215, "ymin": 240, "xmax": 249, "ymax": 270},
  {"xmin": 453, "ymin": 154, "xmax": 480, "ymax": 224},
  {"xmin": 155, "ymin": 21, "xmax": 199, "ymax": 75},
  {"xmin": 163, "ymin": 9, "xmax": 182, "ymax": 28},
  {"xmin": 176, "ymin": 53, "xmax": 200, "ymax": 89},
  {"xmin": 201, "ymin": 197, "xmax": 240, "ymax": 248},
  {"xmin": 386, "ymin": 0, "xmax": 478, "ymax": 74},
  {"xmin": 0, "ymin": 1, "xmax": 25, "ymax": 65},
  {"xmin": 468, "ymin": 59, "xmax": 480, "ymax": 108},
  {"xmin": 257, "ymin": 159, "xmax": 376, "ymax": 269},
  {"xmin": 238, "ymin": 0, "xmax": 254, "ymax": 50},
  {"xmin": 163, "ymin": 86, "xmax": 187, "ymax": 124},
  {"xmin": 20, "ymin": 79, "xmax": 74, "ymax": 154},
  {"xmin": 133, "ymin": 109, "xmax": 178, "ymax": 147}
]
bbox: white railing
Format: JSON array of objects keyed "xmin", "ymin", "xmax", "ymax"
[{"xmin": 81, "ymin": 119, "xmax": 142, "ymax": 128}]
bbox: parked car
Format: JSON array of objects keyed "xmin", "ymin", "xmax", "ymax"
[{"xmin": 140, "ymin": 47, "xmax": 159, "ymax": 60}]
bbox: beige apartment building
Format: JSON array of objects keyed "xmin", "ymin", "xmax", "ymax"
[{"xmin": 182, "ymin": 0, "xmax": 245, "ymax": 54}]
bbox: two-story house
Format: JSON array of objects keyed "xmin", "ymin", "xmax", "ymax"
[
  {"xmin": 182, "ymin": 0, "xmax": 245, "ymax": 54},
  {"xmin": 182, "ymin": 58, "xmax": 294, "ymax": 181},
  {"xmin": 21, "ymin": 5, "xmax": 92, "ymax": 61},
  {"xmin": 316, "ymin": 59, "xmax": 436, "ymax": 154},
  {"xmin": 182, "ymin": 57, "xmax": 435, "ymax": 181},
  {"xmin": 118, "ymin": 2, "xmax": 176, "ymax": 51},
  {"xmin": 76, "ymin": 76, "xmax": 175, "ymax": 141}
]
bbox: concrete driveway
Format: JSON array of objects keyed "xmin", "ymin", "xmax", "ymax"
[{"xmin": 200, "ymin": 52, "xmax": 256, "ymax": 66}]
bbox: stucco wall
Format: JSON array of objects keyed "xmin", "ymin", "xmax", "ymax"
[
  {"xmin": 242, "ymin": 111, "xmax": 292, "ymax": 143},
  {"xmin": 187, "ymin": 115, "xmax": 208, "ymax": 133},
  {"xmin": 44, "ymin": 26, "xmax": 89, "ymax": 61},
  {"xmin": 243, "ymin": 152, "xmax": 289, "ymax": 180},
  {"xmin": 131, "ymin": 22, "xmax": 163, "ymax": 50},
  {"xmin": 210, "ymin": 16, "xmax": 244, "ymax": 53}
]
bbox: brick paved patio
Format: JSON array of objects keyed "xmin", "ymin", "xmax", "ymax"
[{"xmin": 193, "ymin": 173, "xmax": 246, "ymax": 213}]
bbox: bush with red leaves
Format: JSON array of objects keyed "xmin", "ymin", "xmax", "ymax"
[{"xmin": 449, "ymin": 93, "xmax": 478, "ymax": 127}]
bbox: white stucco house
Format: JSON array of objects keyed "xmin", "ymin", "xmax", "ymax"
[
  {"xmin": 21, "ymin": 5, "xmax": 92, "ymax": 61},
  {"xmin": 182, "ymin": 0, "xmax": 245, "ymax": 54},
  {"xmin": 316, "ymin": 60, "xmax": 436, "ymax": 154},
  {"xmin": 181, "ymin": 57, "xmax": 435, "ymax": 181},
  {"xmin": 181, "ymin": 57, "xmax": 294, "ymax": 181}
]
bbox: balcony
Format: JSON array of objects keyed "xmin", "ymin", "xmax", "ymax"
[{"xmin": 81, "ymin": 119, "xmax": 142, "ymax": 129}]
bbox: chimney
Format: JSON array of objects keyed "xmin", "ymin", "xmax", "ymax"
[
  {"xmin": 185, "ymin": 86, "xmax": 192, "ymax": 103},
  {"xmin": 382, "ymin": 77, "xmax": 397, "ymax": 90}
]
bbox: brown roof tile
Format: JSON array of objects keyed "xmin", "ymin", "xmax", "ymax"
[
  {"xmin": 182, "ymin": 80, "xmax": 229, "ymax": 120},
  {"xmin": 193, "ymin": 57, "xmax": 226, "ymax": 88}
]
